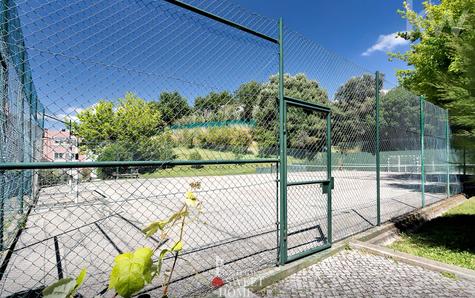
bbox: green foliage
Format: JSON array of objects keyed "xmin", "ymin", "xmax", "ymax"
[
  {"xmin": 38, "ymin": 169, "xmax": 68, "ymax": 187},
  {"xmin": 391, "ymin": 0, "xmax": 475, "ymax": 140},
  {"xmin": 332, "ymin": 74, "xmax": 380, "ymax": 152},
  {"xmin": 72, "ymin": 100, "xmax": 115, "ymax": 153},
  {"xmin": 42, "ymin": 186, "xmax": 205, "ymax": 298},
  {"xmin": 188, "ymin": 150, "xmax": 202, "ymax": 161},
  {"xmin": 96, "ymin": 131, "xmax": 175, "ymax": 178},
  {"xmin": 188, "ymin": 150, "xmax": 204, "ymax": 169},
  {"xmin": 380, "ymin": 87, "xmax": 420, "ymax": 150},
  {"xmin": 143, "ymin": 208, "xmax": 189, "ymax": 237},
  {"xmin": 173, "ymin": 126, "xmax": 253, "ymax": 154},
  {"xmin": 43, "ymin": 268, "xmax": 86, "ymax": 298},
  {"xmin": 109, "ymin": 185, "xmax": 203, "ymax": 297},
  {"xmin": 115, "ymin": 93, "xmax": 164, "ymax": 142},
  {"xmin": 194, "ymin": 91, "xmax": 234, "ymax": 114},
  {"xmin": 109, "ymin": 247, "xmax": 154, "ymax": 298},
  {"xmin": 151, "ymin": 91, "xmax": 191, "ymax": 125},
  {"xmin": 390, "ymin": 197, "xmax": 475, "ymax": 270},
  {"xmin": 74, "ymin": 92, "xmax": 164, "ymax": 155},
  {"xmin": 234, "ymin": 81, "xmax": 262, "ymax": 120},
  {"xmin": 253, "ymin": 73, "xmax": 329, "ymax": 156}
]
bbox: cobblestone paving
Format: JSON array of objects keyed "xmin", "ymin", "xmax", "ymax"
[{"xmin": 258, "ymin": 249, "xmax": 475, "ymax": 297}]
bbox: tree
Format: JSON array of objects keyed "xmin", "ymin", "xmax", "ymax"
[
  {"xmin": 234, "ymin": 81, "xmax": 262, "ymax": 121},
  {"xmin": 115, "ymin": 93, "xmax": 164, "ymax": 143},
  {"xmin": 436, "ymin": 10, "xmax": 475, "ymax": 140},
  {"xmin": 390, "ymin": 0, "xmax": 475, "ymax": 139},
  {"xmin": 151, "ymin": 91, "xmax": 191, "ymax": 125},
  {"xmin": 332, "ymin": 74, "xmax": 382, "ymax": 152},
  {"xmin": 96, "ymin": 132, "xmax": 175, "ymax": 178},
  {"xmin": 253, "ymin": 73, "xmax": 329, "ymax": 156},
  {"xmin": 72, "ymin": 100, "xmax": 116, "ymax": 152},
  {"xmin": 74, "ymin": 92, "xmax": 164, "ymax": 155},
  {"xmin": 334, "ymin": 74, "xmax": 379, "ymax": 105},
  {"xmin": 194, "ymin": 91, "xmax": 234, "ymax": 114},
  {"xmin": 380, "ymin": 87, "xmax": 420, "ymax": 151}
]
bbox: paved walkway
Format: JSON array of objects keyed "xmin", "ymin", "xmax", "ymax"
[{"xmin": 258, "ymin": 250, "xmax": 475, "ymax": 297}]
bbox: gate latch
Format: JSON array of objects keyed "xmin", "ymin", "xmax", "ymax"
[{"xmin": 322, "ymin": 177, "xmax": 334, "ymax": 194}]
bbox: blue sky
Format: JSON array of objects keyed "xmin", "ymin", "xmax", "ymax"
[
  {"xmin": 233, "ymin": 0, "xmax": 424, "ymax": 85},
  {"xmin": 16, "ymin": 0, "xmax": 425, "ymax": 127}
]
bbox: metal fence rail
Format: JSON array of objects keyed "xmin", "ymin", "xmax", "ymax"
[{"xmin": 0, "ymin": 0, "xmax": 466, "ymax": 297}]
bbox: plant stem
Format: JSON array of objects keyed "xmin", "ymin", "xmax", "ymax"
[
  {"xmin": 153, "ymin": 204, "xmax": 186, "ymax": 254},
  {"xmin": 162, "ymin": 209, "xmax": 187, "ymax": 296}
]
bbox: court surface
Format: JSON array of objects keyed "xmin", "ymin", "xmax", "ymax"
[{"xmin": 0, "ymin": 169, "xmax": 447, "ymax": 296}]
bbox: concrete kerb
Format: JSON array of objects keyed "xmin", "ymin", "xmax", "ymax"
[
  {"xmin": 208, "ymin": 194, "xmax": 471, "ymax": 297},
  {"xmin": 349, "ymin": 240, "xmax": 475, "ymax": 283},
  {"xmin": 350, "ymin": 194, "xmax": 475, "ymax": 283}
]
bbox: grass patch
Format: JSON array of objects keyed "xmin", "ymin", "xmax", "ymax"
[
  {"xmin": 173, "ymin": 147, "xmax": 257, "ymax": 160},
  {"xmin": 390, "ymin": 197, "xmax": 475, "ymax": 270},
  {"xmin": 142, "ymin": 163, "xmax": 274, "ymax": 178},
  {"xmin": 142, "ymin": 147, "xmax": 314, "ymax": 178},
  {"xmin": 440, "ymin": 271, "xmax": 457, "ymax": 279}
]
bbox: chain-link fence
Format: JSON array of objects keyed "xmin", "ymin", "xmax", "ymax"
[
  {"xmin": 0, "ymin": 0, "xmax": 45, "ymax": 255},
  {"xmin": 0, "ymin": 0, "xmax": 467, "ymax": 297}
]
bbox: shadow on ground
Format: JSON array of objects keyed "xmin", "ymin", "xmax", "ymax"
[{"xmin": 394, "ymin": 213, "xmax": 475, "ymax": 255}]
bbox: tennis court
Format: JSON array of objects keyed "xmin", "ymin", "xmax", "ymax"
[{"xmin": 0, "ymin": 166, "xmax": 448, "ymax": 296}]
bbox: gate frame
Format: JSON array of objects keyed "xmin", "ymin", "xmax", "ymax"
[{"xmin": 278, "ymin": 94, "xmax": 333, "ymax": 264}]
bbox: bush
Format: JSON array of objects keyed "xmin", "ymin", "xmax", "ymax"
[
  {"xmin": 172, "ymin": 129, "xmax": 198, "ymax": 149},
  {"xmin": 80, "ymin": 168, "xmax": 93, "ymax": 181},
  {"xmin": 174, "ymin": 126, "xmax": 253, "ymax": 153},
  {"xmin": 97, "ymin": 131, "xmax": 176, "ymax": 179},
  {"xmin": 254, "ymin": 128, "xmax": 278, "ymax": 157},
  {"xmin": 39, "ymin": 169, "xmax": 68, "ymax": 187},
  {"xmin": 189, "ymin": 151, "xmax": 204, "ymax": 169}
]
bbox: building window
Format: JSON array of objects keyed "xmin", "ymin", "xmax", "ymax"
[{"xmin": 54, "ymin": 153, "xmax": 64, "ymax": 160}]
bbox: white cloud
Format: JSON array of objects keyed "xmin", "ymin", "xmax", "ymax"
[
  {"xmin": 362, "ymin": 32, "xmax": 410, "ymax": 56},
  {"xmin": 54, "ymin": 106, "xmax": 84, "ymax": 122}
]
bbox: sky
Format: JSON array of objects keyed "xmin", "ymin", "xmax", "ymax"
[
  {"xmin": 233, "ymin": 0, "xmax": 426, "ymax": 85},
  {"xmin": 15, "ymin": 0, "xmax": 426, "ymax": 127}
]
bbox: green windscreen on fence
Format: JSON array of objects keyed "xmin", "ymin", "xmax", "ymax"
[{"xmin": 0, "ymin": 0, "xmax": 44, "ymax": 253}]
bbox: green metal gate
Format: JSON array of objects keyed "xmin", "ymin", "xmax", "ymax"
[{"xmin": 279, "ymin": 96, "xmax": 333, "ymax": 264}]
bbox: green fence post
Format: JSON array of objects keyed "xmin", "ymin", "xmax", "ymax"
[
  {"xmin": 278, "ymin": 17, "xmax": 287, "ymax": 265},
  {"xmin": 445, "ymin": 109, "xmax": 450, "ymax": 197},
  {"xmin": 0, "ymin": 171, "xmax": 3, "ymax": 251},
  {"xmin": 326, "ymin": 112, "xmax": 332, "ymax": 243},
  {"xmin": 0, "ymin": 0, "xmax": 7, "ymax": 251},
  {"xmin": 420, "ymin": 96, "xmax": 425, "ymax": 207},
  {"xmin": 375, "ymin": 71, "xmax": 381, "ymax": 225}
]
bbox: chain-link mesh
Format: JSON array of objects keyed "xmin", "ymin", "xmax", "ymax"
[
  {"xmin": 285, "ymin": 104, "xmax": 329, "ymax": 258},
  {"xmin": 0, "ymin": 0, "xmax": 466, "ymax": 297},
  {"xmin": 1, "ymin": 0, "xmax": 279, "ymax": 296},
  {"xmin": 379, "ymin": 80, "xmax": 422, "ymax": 221},
  {"xmin": 0, "ymin": 0, "xmax": 44, "ymax": 254},
  {"xmin": 424, "ymin": 101, "xmax": 450, "ymax": 205},
  {"xmin": 284, "ymin": 29, "xmax": 379, "ymax": 241}
]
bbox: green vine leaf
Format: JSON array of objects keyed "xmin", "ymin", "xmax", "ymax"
[
  {"xmin": 142, "ymin": 220, "xmax": 168, "ymax": 237},
  {"xmin": 42, "ymin": 279, "xmax": 76, "ymax": 298},
  {"xmin": 75, "ymin": 268, "xmax": 87, "ymax": 287},
  {"xmin": 169, "ymin": 209, "xmax": 188, "ymax": 223},
  {"xmin": 42, "ymin": 268, "xmax": 87, "ymax": 298},
  {"xmin": 185, "ymin": 191, "xmax": 198, "ymax": 207},
  {"xmin": 156, "ymin": 248, "xmax": 170, "ymax": 277},
  {"xmin": 171, "ymin": 241, "xmax": 183, "ymax": 252},
  {"xmin": 109, "ymin": 247, "xmax": 154, "ymax": 298},
  {"xmin": 142, "ymin": 210, "xmax": 188, "ymax": 238}
]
